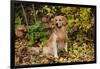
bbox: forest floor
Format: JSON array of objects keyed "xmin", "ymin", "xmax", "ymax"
[{"xmin": 15, "ymin": 39, "xmax": 95, "ymax": 65}]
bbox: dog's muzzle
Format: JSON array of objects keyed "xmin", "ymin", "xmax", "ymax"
[
  {"xmin": 56, "ymin": 23, "xmax": 61, "ymax": 28},
  {"xmin": 56, "ymin": 23, "xmax": 58, "ymax": 26}
]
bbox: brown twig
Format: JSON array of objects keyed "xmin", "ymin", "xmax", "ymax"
[
  {"xmin": 32, "ymin": 4, "xmax": 37, "ymax": 24},
  {"xmin": 21, "ymin": 3, "xmax": 29, "ymax": 32}
]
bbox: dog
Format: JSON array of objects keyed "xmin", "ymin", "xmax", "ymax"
[{"xmin": 43, "ymin": 15, "xmax": 68, "ymax": 58}]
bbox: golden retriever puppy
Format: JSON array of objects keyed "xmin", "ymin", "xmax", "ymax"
[{"xmin": 43, "ymin": 15, "xmax": 68, "ymax": 58}]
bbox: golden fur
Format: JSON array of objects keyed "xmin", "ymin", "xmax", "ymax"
[{"xmin": 43, "ymin": 15, "xmax": 68, "ymax": 58}]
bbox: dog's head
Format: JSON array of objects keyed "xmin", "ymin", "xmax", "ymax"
[{"xmin": 53, "ymin": 15, "xmax": 67, "ymax": 28}]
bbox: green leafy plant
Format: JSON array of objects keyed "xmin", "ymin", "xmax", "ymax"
[{"xmin": 27, "ymin": 21, "xmax": 48, "ymax": 46}]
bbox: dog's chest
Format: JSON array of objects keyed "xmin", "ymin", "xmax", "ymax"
[{"xmin": 55, "ymin": 30, "xmax": 66, "ymax": 42}]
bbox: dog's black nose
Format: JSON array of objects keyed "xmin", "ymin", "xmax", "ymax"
[{"xmin": 56, "ymin": 23, "xmax": 58, "ymax": 26}]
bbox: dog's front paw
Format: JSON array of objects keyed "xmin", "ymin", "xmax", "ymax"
[
  {"xmin": 54, "ymin": 55, "xmax": 59, "ymax": 58},
  {"xmin": 65, "ymin": 49, "xmax": 68, "ymax": 52}
]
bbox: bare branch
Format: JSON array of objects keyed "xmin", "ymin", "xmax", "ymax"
[
  {"xmin": 32, "ymin": 4, "xmax": 36, "ymax": 24},
  {"xmin": 21, "ymin": 3, "xmax": 29, "ymax": 32}
]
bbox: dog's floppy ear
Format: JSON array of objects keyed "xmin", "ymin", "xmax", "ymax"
[
  {"xmin": 49, "ymin": 18, "xmax": 55, "ymax": 29},
  {"xmin": 62, "ymin": 16, "xmax": 67, "ymax": 26}
]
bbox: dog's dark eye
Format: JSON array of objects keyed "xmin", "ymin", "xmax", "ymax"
[{"xmin": 59, "ymin": 19, "xmax": 62, "ymax": 21}]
